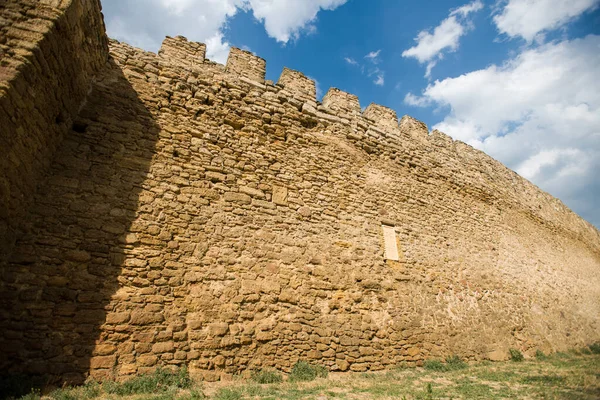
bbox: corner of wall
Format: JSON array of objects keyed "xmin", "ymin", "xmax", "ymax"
[{"xmin": 0, "ymin": 0, "xmax": 108, "ymax": 259}]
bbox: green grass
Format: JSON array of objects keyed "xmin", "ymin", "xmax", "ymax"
[
  {"xmin": 423, "ymin": 355, "xmax": 467, "ymax": 372},
  {"xmin": 444, "ymin": 354, "xmax": 467, "ymax": 370},
  {"xmin": 5, "ymin": 367, "xmax": 203, "ymax": 400},
  {"xmin": 102, "ymin": 367, "xmax": 193, "ymax": 396},
  {"xmin": 535, "ymin": 349, "xmax": 547, "ymax": 360},
  {"xmin": 8, "ymin": 352, "xmax": 600, "ymax": 399},
  {"xmin": 288, "ymin": 361, "xmax": 328, "ymax": 382},
  {"xmin": 214, "ymin": 388, "xmax": 243, "ymax": 400},
  {"xmin": 250, "ymin": 369, "xmax": 283, "ymax": 384},
  {"xmin": 521, "ymin": 374, "xmax": 566, "ymax": 385},
  {"xmin": 422, "ymin": 359, "xmax": 446, "ymax": 371},
  {"xmin": 509, "ymin": 348, "xmax": 524, "ymax": 362}
]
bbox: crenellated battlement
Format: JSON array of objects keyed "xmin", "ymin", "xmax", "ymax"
[
  {"xmin": 158, "ymin": 36, "xmax": 206, "ymax": 68},
  {"xmin": 225, "ymin": 47, "xmax": 266, "ymax": 83},
  {"xmin": 153, "ymin": 36, "xmax": 425, "ymax": 139},
  {"xmin": 429, "ymin": 129, "xmax": 454, "ymax": 149},
  {"xmin": 362, "ymin": 103, "xmax": 399, "ymax": 130},
  {"xmin": 322, "ymin": 88, "xmax": 361, "ymax": 116},
  {"xmin": 399, "ymin": 115, "xmax": 428, "ymax": 138},
  {"xmin": 277, "ymin": 67, "xmax": 317, "ymax": 105}
]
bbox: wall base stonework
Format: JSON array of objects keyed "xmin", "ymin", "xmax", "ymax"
[{"xmin": 0, "ymin": 0, "xmax": 599, "ymax": 384}]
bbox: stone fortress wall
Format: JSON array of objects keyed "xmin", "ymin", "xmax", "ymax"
[{"xmin": 1, "ymin": 0, "xmax": 599, "ymax": 384}]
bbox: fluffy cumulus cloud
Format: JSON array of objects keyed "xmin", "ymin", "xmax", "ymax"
[
  {"xmin": 402, "ymin": 0, "xmax": 483, "ymax": 77},
  {"xmin": 405, "ymin": 35, "xmax": 600, "ymax": 226},
  {"xmin": 102, "ymin": 0, "xmax": 347, "ymax": 63},
  {"xmin": 244, "ymin": 0, "xmax": 347, "ymax": 43},
  {"xmin": 493, "ymin": 0, "xmax": 600, "ymax": 42}
]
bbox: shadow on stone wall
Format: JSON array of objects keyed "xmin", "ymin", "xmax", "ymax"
[{"xmin": 0, "ymin": 59, "xmax": 160, "ymax": 388}]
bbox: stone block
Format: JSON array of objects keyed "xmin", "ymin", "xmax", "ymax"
[
  {"xmin": 105, "ymin": 312, "xmax": 130, "ymax": 325},
  {"xmin": 272, "ymin": 185, "xmax": 288, "ymax": 206},
  {"xmin": 130, "ymin": 311, "xmax": 164, "ymax": 325},
  {"xmin": 224, "ymin": 192, "xmax": 252, "ymax": 204},
  {"xmin": 336, "ymin": 359, "xmax": 349, "ymax": 371},
  {"xmin": 89, "ymin": 355, "xmax": 116, "ymax": 369},
  {"xmin": 152, "ymin": 341, "xmax": 174, "ymax": 354},
  {"xmin": 208, "ymin": 323, "xmax": 229, "ymax": 337},
  {"xmin": 93, "ymin": 344, "xmax": 116, "ymax": 356},
  {"xmin": 137, "ymin": 354, "xmax": 159, "ymax": 367},
  {"xmin": 488, "ymin": 350, "xmax": 508, "ymax": 361}
]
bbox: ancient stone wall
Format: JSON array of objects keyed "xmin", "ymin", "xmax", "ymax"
[
  {"xmin": 0, "ymin": 0, "xmax": 108, "ymax": 258},
  {"xmin": 1, "ymin": 0, "xmax": 599, "ymax": 385}
]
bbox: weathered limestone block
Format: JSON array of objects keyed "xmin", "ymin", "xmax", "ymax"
[{"xmin": 272, "ymin": 185, "xmax": 289, "ymax": 206}]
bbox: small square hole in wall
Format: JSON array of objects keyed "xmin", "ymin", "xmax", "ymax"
[{"xmin": 381, "ymin": 224, "xmax": 399, "ymax": 261}]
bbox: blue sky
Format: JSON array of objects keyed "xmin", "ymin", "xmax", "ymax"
[{"xmin": 102, "ymin": 0, "xmax": 600, "ymax": 228}]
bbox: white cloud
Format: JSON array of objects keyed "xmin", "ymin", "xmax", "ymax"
[
  {"xmin": 345, "ymin": 50, "xmax": 386, "ymax": 87},
  {"xmin": 404, "ymin": 92, "xmax": 430, "ymax": 107},
  {"xmin": 365, "ymin": 49, "xmax": 381, "ymax": 63},
  {"xmin": 106, "ymin": 16, "xmax": 159, "ymax": 52},
  {"xmin": 104, "ymin": 0, "xmax": 241, "ymax": 60},
  {"xmin": 493, "ymin": 0, "xmax": 599, "ymax": 42},
  {"xmin": 402, "ymin": 16, "xmax": 464, "ymax": 63},
  {"xmin": 158, "ymin": 0, "xmax": 239, "ymax": 17},
  {"xmin": 516, "ymin": 148, "xmax": 582, "ymax": 180},
  {"xmin": 205, "ymin": 32, "xmax": 231, "ymax": 64},
  {"xmin": 452, "ymin": 0, "xmax": 485, "ymax": 16},
  {"xmin": 402, "ymin": 1, "xmax": 483, "ymax": 77},
  {"xmin": 245, "ymin": 0, "xmax": 348, "ymax": 43},
  {"xmin": 365, "ymin": 50, "xmax": 384, "ymax": 86},
  {"xmin": 102, "ymin": 0, "xmax": 348, "ymax": 61},
  {"xmin": 405, "ymin": 35, "xmax": 600, "ymax": 227}
]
